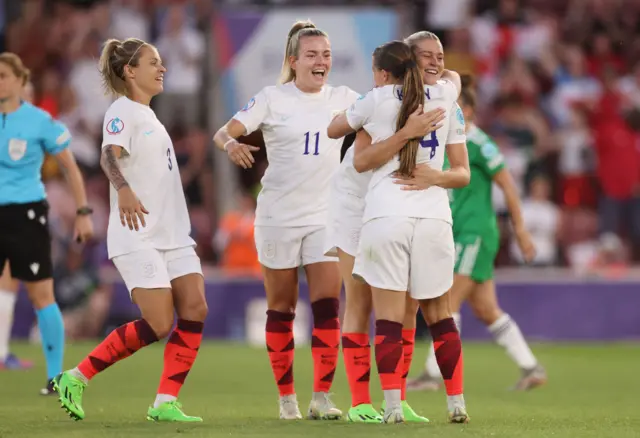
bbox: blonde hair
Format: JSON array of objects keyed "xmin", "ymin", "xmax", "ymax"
[
  {"xmin": 404, "ymin": 31, "xmax": 441, "ymax": 52},
  {"xmin": 279, "ymin": 20, "xmax": 328, "ymax": 84},
  {"xmin": 0, "ymin": 52, "xmax": 30, "ymax": 86},
  {"xmin": 98, "ymin": 38, "xmax": 150, "ymax": 96}
]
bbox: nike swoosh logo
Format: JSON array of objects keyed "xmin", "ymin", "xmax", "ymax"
[
  {"xmin": 144, "ymin": 130, "xmax": 154, "ymax": 135},
  {"xmin": 354, "ymin": 355, "xmax": 368, "ymax": 360}
]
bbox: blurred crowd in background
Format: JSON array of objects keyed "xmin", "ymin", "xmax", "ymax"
[{"xmin": 4, "ymin": 0, "xmax": 640, "ymax": 333}]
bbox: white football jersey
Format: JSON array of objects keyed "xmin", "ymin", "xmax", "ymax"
[
  {"xmin": 101, "ymin": 97, "xmax": 195, "ymax": 259},
  {"xmin": 233, "ymin": 82, "xmax": 360, "ymax": 227},
  {"xmin": 346, "ymin": 80, "xmax": 466, "ymax": 224}
]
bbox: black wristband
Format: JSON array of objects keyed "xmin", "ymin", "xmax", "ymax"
[{"xmin": 76, "ymin": 206, "xmax": 93, "ymax": 216}]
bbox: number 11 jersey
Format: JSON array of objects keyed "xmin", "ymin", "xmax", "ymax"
[{"xmin": 233, "ymin": 82, "xmax": 360, "ymax": 227}]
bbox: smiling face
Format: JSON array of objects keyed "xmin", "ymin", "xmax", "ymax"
[
  {"xmin": 125, "ymin": 45, "xmax": 166, "ymax": 98},
  {"xmin": 411, "ymin": 38, "xmax": 445, "ymax": 85},
  {"xmin": 291, "ymin": 35, "xmax": 332, "ymax": 93}
]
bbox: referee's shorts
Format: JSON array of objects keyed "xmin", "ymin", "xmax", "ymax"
[{"xmin": 0, "ymin": 200, "xmax": 53, "ymax": 282}]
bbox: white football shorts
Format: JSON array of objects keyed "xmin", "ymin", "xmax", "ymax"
[
  {"xmin": 112, "ymin": 245, "xmax": 202, "ymax": 294},
  {"xmin": 352, "ymin": 217, "xmax": 454, "ymax": 300}
]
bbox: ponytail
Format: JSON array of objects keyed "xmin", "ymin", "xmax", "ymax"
[
  {"xmin": 396, "ymin": 57, "xmax": 425, "ymax": 176},
  {"xmin": 279, "ymin": 20, "xmax": 327, "ymax": 84},
  {"xmin": 99, "ymin": 37, "xmax": 150, "ymax": 96}
]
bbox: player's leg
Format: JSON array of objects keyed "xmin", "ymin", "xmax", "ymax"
[
  {"xmin": 338, "ymin": 249, "xmax": 381, "ymax": 423},
  {"xmin": 468, "ymin": 280, "xmax": 546, "ymax": 390},
  {"xmin": 255, "ymin": 226, "xmax": 302, "ymax": 419},
  {"xmin": 412, "ymin": 219, "xmax": 468, "ymax": 423},
  {"xmin": 0, "ymin": 261, "xmax": 32, "ymax": 370},
  {"xmin": 11, "ymin": 200, "xmax": 64, "ymax": 393},
  {"xmin": 302, "ymin": 226, "xmax": 342, "ymax": 420},
  {"xmin": 383, "ymin": 296, "xmax": 429, "ymax": 422},
  {"xmin": 353, "ymin": 217, "xmax": 413, "ymax": 424},
  {"xmin": 55, "ymin": 249, "xmax": 174, "ymax": 421},
  {"xmin": 408, "ymin": 236, "xmax": 478, "ymax": 392},
  {"xmin": 149, "ymin": 247, "xmax": 207, "ymax": 422},
  {"xmin": 408, "ymin": 274, "xmax": 474, "ymax": 392}
]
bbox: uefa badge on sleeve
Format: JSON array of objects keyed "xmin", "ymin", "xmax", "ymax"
[
  {"xmin": 241, "ymin": 97, "xmax": 256, "ymax": 112},
  {"xmin": 106, "ymin": 117, "xmax": 125, "ymax": 135}
]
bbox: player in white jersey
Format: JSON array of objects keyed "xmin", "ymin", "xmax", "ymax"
[
  {"xmin": 213, "ymin": 21, "xmax": 359, "ymax": 421},
  {"xmin": 54, "ymin": 38, "xmax": 207, "ymax": 424},
  {"xmin": 326, "ymin": 53, "xmax": 449, "ymax": 424},
  {"xmin": 329, "ymin": 38, "xmax": 470, "ymax": 424}
]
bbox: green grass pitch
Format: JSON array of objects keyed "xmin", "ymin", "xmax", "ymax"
[{"xmin": 1, "ymin": 341, "xmax": 639, "ymax": 437}]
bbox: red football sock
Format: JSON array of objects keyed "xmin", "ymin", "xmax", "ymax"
[
  {"xmin": 374, "ymin": 320, "xmax": 403, "ymax": 391},
  {"xmin": 311, "ymin": 298, "xmax": 340, "ymax": 393},
  {"xmin": 266, "ymin": 310, "xmax": 295, "ymax": 396},
  {"xmin": 77, "ymin": 319, "xmax": 158, "ymax": 380},
  {"xmin": 157, "ymin": 319, "xmax": 204, "ymax": 397},
  {"xmin": 430, "ymin": 317, "xmax": 464, "ymax": 395},
  {"xmin": 342, "ymin": 332, "xmax": 371, "ymax": 407},
  {"xmin": 401, "ymin": 328, "xmax": 416, "ymax": 401}
]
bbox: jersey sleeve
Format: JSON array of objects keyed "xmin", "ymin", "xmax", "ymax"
[
  {"xmin": 232, "ymin": 89, "xmax": 269, "ymax": 135},
  {"xmin": 446, "ymin": 103, "xmax": 467, "ymax": 145},
  {"xmin": 345, "ymin": 90, "xmax": 375, "ymax": 131},
  {"xmin": 102, "ymin": 102, "xmax": 134, "ymax": 154},
  {"xmin": 40, "ymin": 116, "xmax": 71, "ymax": 155},
  {"xmin": 475, "ymin": 136, "xmax": 506, "ymax": 178}
]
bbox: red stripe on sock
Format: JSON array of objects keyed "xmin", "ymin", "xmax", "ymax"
[
  {"xmin": 401, "ymin": 328, "xmax": 416, "ymax": 401},
  {"xmin": 266, "ymin": 310, "xmax": 295, "ymax": 396},
  {"xmin": 430, "ymin": 317, "xmax": 464, "ymax": 396},
  {"xmin": 77, "ymin": 319, "xmax": 158, "ymax": 380},
  {"xmin": 157, "ymin": 319, "xmax": 204, "ymax": 396},
  {"xmin": 342, "ymin": 332, "xmax": 371, "ymax": 406}
]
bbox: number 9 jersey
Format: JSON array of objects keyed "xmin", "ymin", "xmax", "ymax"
[{"xmin": 233, "ymin": 82, "xmax": 360, "ymax": 227}]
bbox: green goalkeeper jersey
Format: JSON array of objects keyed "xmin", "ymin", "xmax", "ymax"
[{"xmin": 444, "ymin": 125, "xmax": 506, "ymax": 238}]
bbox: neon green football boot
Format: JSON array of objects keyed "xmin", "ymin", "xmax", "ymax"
[
  {"xmin": 381, "ymin": 400, "xmax": 430, "ymax": 423},
  {"xmin": 146, "ymin": 401, "xmax": 203, "ymax": 422},
  {"xmin": 53, "ymin": 371, "xmax": 86, "ymax": 421},
  {"xmin": 346, "ymin": 404, "xmax": 383, "ymax": 423}
]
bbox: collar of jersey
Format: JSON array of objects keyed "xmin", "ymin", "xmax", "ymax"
[{"xmin": 286, "ymin": 81, "xmax": 326, "ymax": 99}]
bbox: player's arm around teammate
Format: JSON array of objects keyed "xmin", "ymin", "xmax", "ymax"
[
  {"xmin": 215, "ymin": 21, "xmax": 359, "ymax": 420},
  {"xmin": 322, "ymin": 56, "xmax": 446, "ymax": 421},
  {"xmin": 54, "ymin": 38, "xmax": 206, "ymax": 423}
]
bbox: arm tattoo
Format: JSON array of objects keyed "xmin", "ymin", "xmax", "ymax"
[{"xmin": 100, "ymin": 145, "xmax": 130, "ymax": 191}]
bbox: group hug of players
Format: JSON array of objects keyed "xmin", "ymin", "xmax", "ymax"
[{"xmin": 0, "ymin": 18, "xmax": 546, "ymax": 425}]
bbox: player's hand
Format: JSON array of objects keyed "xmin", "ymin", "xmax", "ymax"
[
  {"xmin": 73, "ymin": 215, "xmax": 94, "ymax": 243},
  {"xmin": 515, "ymin": 227, "xmax": 536, "ymax": 263},
  {"xmin": 393, "ymin": 163, "xmax": 443, "ymax": 190},
  {"xmin": 118, "ymin": 186, "xmax": 149, "ymax": 231},
  {"xmin": 226, "ymin": 140, "xmax": 260, "ymax": 169},
  {"xmin": 402, "ymin": 105, "xmax": 446, "ymax": 139}
]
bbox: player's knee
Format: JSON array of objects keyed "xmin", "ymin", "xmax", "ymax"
[
  {"xmin": 470, "ymin": 301, "xmax": 502, "ymax": 326},
  {"xmin": 146, "ymin": 315, "xmax": 175, "ymax": 339},
  {"xmin": 343, "ymin": 305, "xmax": 370, "ymax": 333},
  {"xmin": 419, "ymin": 295, "xmax": 451, "ymax": 326},
  {"xmin": 183, "ymin": 298, "xmax": 208, "ymax": 322},
  {"xmin": 25, "ymin": 279, "xmax": 55, "ymax": 309}
]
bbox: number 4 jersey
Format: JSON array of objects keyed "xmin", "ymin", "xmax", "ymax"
[
  {"xmin": 233, "ymin": 82, "xmax": 360, "ymax": 227},
  {"xmin": 101, "ymin": 96, "xmax": 194, "ymax": 259},
  {"xmin": 345, "ymin": 80, "xmax": 465, "ymax": 224}
]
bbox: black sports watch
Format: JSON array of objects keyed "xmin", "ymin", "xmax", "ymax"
[{"xmin": 76, "ymin": 206, "xmax": 94, "ymax": 216}]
